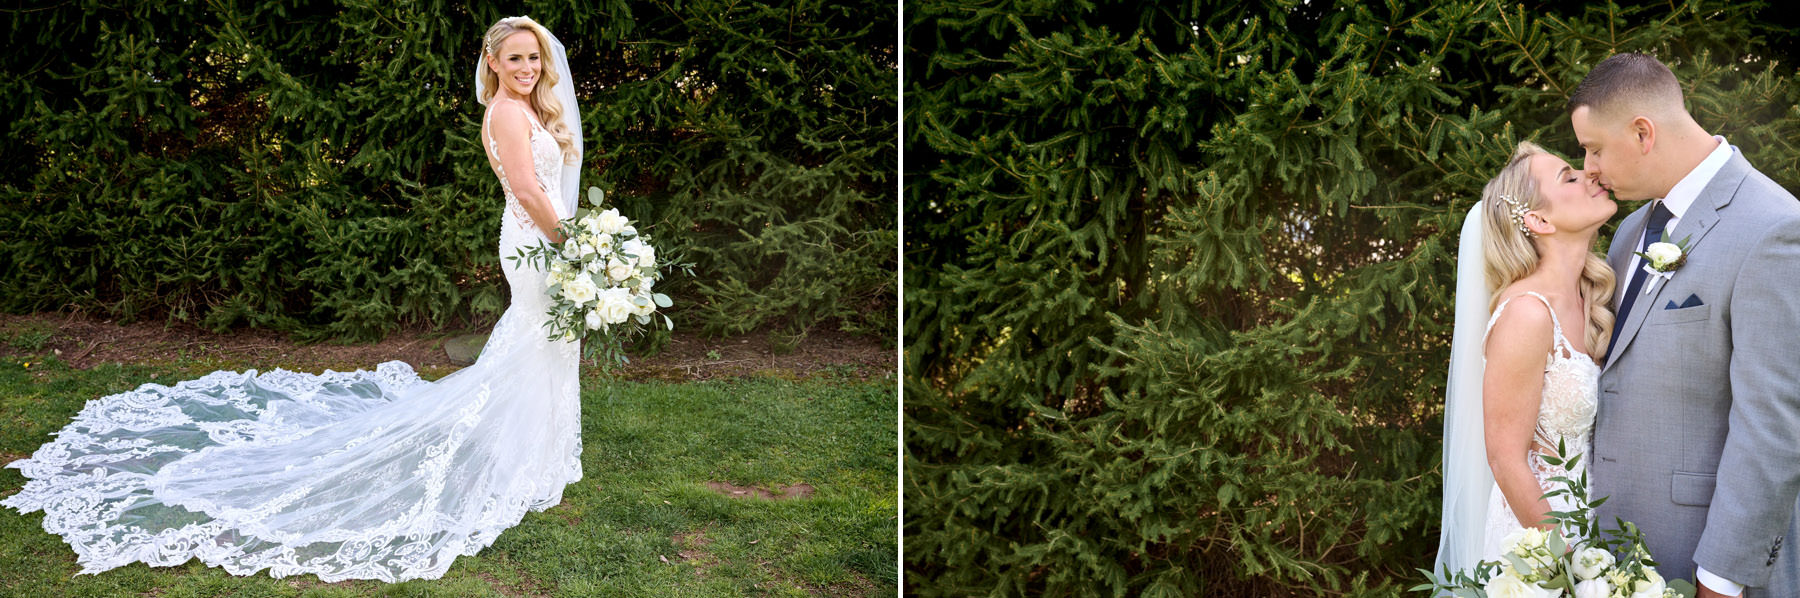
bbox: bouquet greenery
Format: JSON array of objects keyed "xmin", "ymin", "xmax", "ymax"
[
  {"xmin": 1416, "ymin": 439, "xmax": 1696, "ymax": 598},
  {"xmin": 507, "ymin": 187, "xmax": 691, "ymax": 374}
]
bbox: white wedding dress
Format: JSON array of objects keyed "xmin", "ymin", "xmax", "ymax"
[
  {"xmin": 1479, "ymin": 291, "xmax": 1598, "ymax": 559},
  {"xmin": 0, "ymin": 100, "xmax": 581, "ymax": 582}
]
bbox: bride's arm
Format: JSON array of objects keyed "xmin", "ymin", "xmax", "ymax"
[
  {"xmin": 1482, "ymin": 299, "xmax": 1557, "ymax": 531},
  {"xmin": 487, "ymin": 104, "xmax": 567, "ymax": 243}
]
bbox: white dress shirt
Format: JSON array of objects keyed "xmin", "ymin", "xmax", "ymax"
[{"xmin": 1622, "ymin": 135, "xmax": 1742, "ymax": 595}]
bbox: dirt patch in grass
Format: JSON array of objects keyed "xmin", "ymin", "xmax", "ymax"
[
  {"xmin": 283, "ymin": 578, "xmax": 326, "ymax": 592},
  {"xmin": 477, "ymin": 570, "xmax": 550, "ymax": 598},
  {"xmin": 0, "ymin": 311, "xmax": 460, "ymax": 375},
  {"xmin": 1, "ymin": 452, "xmax": 26, "ymax": 466},
  {"xmin": 673, "ymin": 527, "xmax": 720, "ymax": 576},
  {"xmin": 620, "ymin": 327, "xmax": 890, "ymax": 382},
  {"xmin": 283, "ymin": 577, "xmax": 380, "ymax": 592},
  {"xmin": 705, "ymin": 481, "xmax": 816, "ymax": 501},
  {"xmin": 547, "ymin": 499, "xmax": 581, "ymax": 527},
  {"xmin": 0, "ymin": 311, "xmax": 892, "ymax": 382},
  {"xmin": 819, "ymin": 571, "xmax": 882, "ymax": 597},
  {"xmin": 754, "ymin": 563, "xmax": 882, "ymax": 598}
]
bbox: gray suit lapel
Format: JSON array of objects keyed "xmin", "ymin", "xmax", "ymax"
[{"xmin": 1603, "ymin": 153, "xmax": 1748, "ymax": 370}]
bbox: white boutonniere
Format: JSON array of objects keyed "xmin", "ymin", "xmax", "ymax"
[{"xmin": 1633, "ymin": 231, "xmax": 1693, "ymax": 295}]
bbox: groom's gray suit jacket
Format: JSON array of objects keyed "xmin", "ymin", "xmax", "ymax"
[{"xmin": 1595, "ymin": 150, "xmax": 1800, "ymax": 596}]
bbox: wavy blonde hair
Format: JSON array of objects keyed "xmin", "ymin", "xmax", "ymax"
[
  {"xmin": 1480, "ymin": 140, "xmax": 1616, "ymax": 359},
  {"xmin": 481, "ymin": 17, "xmax": 576, "ymax": 163}
]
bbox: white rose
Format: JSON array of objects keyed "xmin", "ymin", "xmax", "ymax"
[
  {"xmin": 560, "ymin": 240, "xmax": 581, "ymax": 260},
  {"xmin": 594, "ymin": 208, "xmax": 629, "ymax": 234},
  {"xmin": 583, "ymin": 258, "xmax": 602, "ymax": 273},
  {"xmin": 1627, "ymin": 568, "xmax": 1665, "ymax": 598},
  {"xmin": 1485, "ymin": 570, "xmax": 1555, "ymax": 598},
  {"xmin": 1573, "ymin": 578, "xmax": 1611, "ymax": 598},
  {"xmin": 585, "ymin": 309, "xmax": 603, "ymax": 330},
  {"xmin": 593, "ymin": 233, "xmax": 616, "ymax": 256},
  {"xmin": 560, "ymin": 276, "xmax": 598, "ymax": 305},
  {"xmin": 1501, "ymin": 528, "xmax": 1546, "ymax": 555},
  {"xmin": 638, "ymin": 276, "xmax": 655, "ymax": 292},
  {"xmin": 1644, "ymin": 241, "xmax": 1682, "ymax": 268},
  {"xmin": 606, "ymin": 257, "xmax": 634, "ymax": 282},
  {"xmin": 621, "ymin": 238, "xmax": 655, "ymax": 267},
  {"xmin": 597, "ymin": 288, "xmax": 633, "ymax": 324},
  {"xmin": 622, "ymin": 224, "xmax": 637, "ymax": 237},
  {"xmin": 579, "ymin": 213, "xmax": 601, "ymax": 232},
  {"xmin": 1571, "ymin": 547, "xmax": 1616, "ymax": 581}
]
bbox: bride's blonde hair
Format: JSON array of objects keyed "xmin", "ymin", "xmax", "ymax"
[
  {"xmin": 481, "ymin": 17, "xmax": 576, "ymax": 164},
  {"xmin": 1480, "ymin": 140, "xmax": 1616, "ymax": 359}
]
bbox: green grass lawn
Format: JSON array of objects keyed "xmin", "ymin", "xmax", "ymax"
[{"xmin": 0, "ymin": 352, "xmax": 897, "ymax": 598}]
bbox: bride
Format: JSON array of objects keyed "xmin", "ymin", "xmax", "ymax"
[
  {"xmin": 2, "ymin": 16, "xmax": 586, "ymax": 582},
  {"xmin": 1435, "ymin": 141, "xmax": 1618, "ymax": 574}
]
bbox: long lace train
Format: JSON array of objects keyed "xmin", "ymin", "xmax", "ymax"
[{"xmin": 2, "ymin": 293, "xmax": 581, "ymax": 581}]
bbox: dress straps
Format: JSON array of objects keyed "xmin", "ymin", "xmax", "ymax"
[
  {"xmin": 481, "ymin": 99, "xmax": 544, "ymax": 157},
  {"xmin": 1484, "ymin": 291, "xmax": 1573, "ymax": 360}
]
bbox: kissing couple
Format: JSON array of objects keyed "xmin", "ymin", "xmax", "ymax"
[{"xmin": 1435, "ymin": 53, "xmax": 1800, "ymax": 598}]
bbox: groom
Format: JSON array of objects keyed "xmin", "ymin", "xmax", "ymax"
[{"xmin": 1573, "ymin": 53, "xmax": 1800, "ymax": 598}]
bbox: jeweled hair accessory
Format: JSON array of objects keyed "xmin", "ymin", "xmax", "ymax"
[
  {"xmin": 1497, "ymin": 194, "xmax": 1535, "ymax": 238},
  {"xmin": 484, "ymin": 16, "xmax": 526, "ymax": 57}
]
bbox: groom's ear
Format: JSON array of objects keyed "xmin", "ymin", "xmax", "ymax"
[{"xmin": 1630, "ymin": 115, "xmax": 1657, "ymax": 155}]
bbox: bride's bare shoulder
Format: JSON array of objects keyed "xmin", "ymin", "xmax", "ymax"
[
  {"xmin": 484, "ymin": 100, "xmax": 531, "ymax": 140},
  {"xmin": 1486, "ymin": 287, "xmax": 1554, "ymax": 354}
]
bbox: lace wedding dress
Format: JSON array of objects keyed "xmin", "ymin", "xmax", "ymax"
[
  {"xmin": 1479, "ymin": 291, "xmax": 1598, "ymax": 559},
  {"xmin": 0, "ymin": 99, "xmax": 580, "ymax": 582}
]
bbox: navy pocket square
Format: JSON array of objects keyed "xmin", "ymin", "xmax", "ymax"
[{"xmin": 1664, "ymin": 294, "xmax": 1703, "ymax": 310}]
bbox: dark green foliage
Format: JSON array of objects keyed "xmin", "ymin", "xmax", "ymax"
[
  {"xmin": 0, "ymin": 1, "xmax": 895, "ymax": 345},
  {"xmin": 904, "ymin": 1, "xmax": 1800, "ymax": 596}
]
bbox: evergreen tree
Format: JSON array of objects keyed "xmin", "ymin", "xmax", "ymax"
[
  {"xmin": 904, "ymin": 1, "xmax": 1800, "ymax": 595},
  {"xmin": 0, "ymin": 1, "xmax": 895, "ymax": 345}
]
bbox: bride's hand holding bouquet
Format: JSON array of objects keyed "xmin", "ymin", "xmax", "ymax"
[{"xmin": 506, "ymin": 186, "xmax": 692, "ymax": 373}]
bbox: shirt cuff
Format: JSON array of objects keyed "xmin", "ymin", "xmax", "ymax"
[{"xmin": 1696, "ymin": 566, "xmax": 1745, "ymax": 596}]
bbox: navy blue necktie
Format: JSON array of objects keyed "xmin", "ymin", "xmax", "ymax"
[{"xmin": 1605, "ymin": 201, "xmax": 1675, "ymax": 362}]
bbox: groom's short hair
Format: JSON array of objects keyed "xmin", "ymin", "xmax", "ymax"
[{"xmin": 1566, "ymin": 53, "xmax": 1685, "ymax": 120}]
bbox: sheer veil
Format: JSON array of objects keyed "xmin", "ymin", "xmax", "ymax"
[
  {"xmin": 474, "ymin": 16, "xmax": 583, "ymax": 216},
  {"xmin": 1434, "ymin": 201, "xmax": 1493, "ymax": 577}
]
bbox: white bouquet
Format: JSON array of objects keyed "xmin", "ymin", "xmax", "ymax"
[
  {"xmin": 507, "ymin": 187, "xmax": 689, "ymax": 373},
  {"xmin": 1416, "ymin": 439, "xmax": 1695, "ymax": 598}
]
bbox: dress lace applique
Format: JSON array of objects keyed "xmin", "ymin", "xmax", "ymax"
[
  {"xmin": 1479, "ymin": 291, "xmax": 1599, "ymax": 558},
  {"xmin": 483, "ymin": 99, "xmax": 565, "ymax": 241}
]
